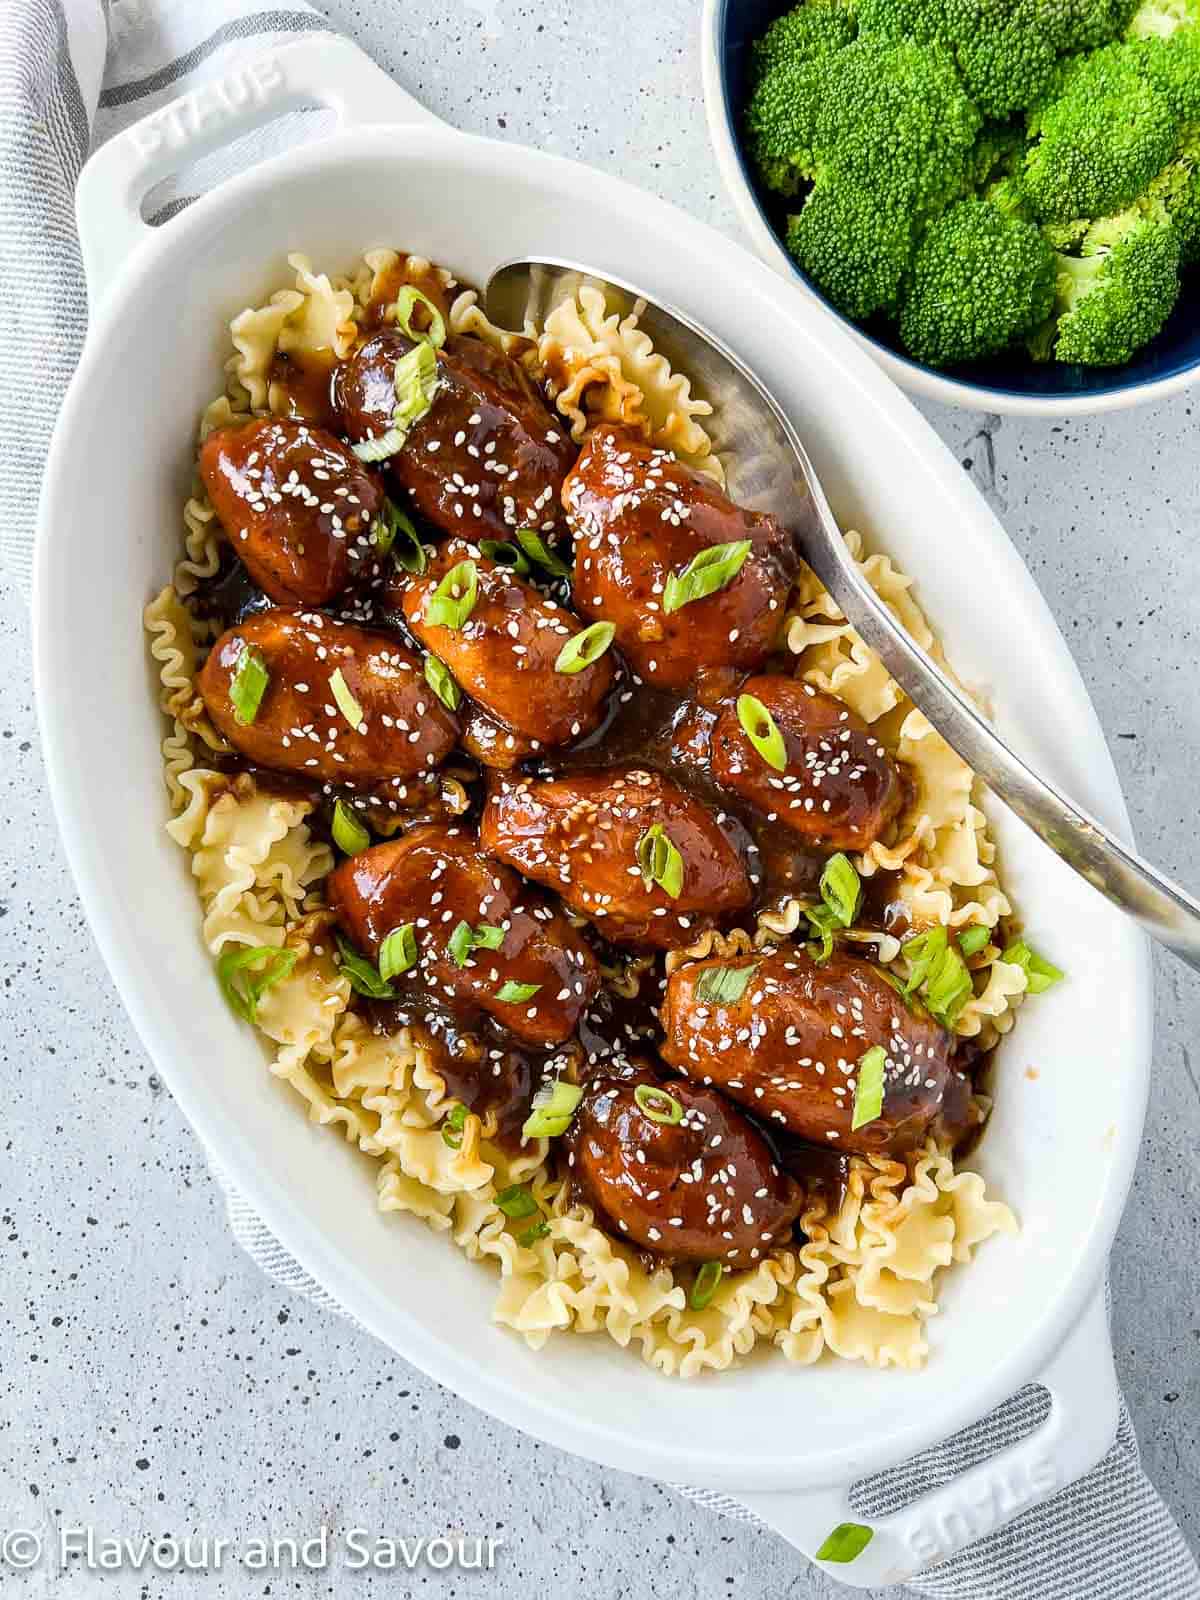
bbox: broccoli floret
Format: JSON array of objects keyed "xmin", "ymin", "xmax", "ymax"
[
  {"xmin": 805, "ymin": 38, "xmax": 981, "ymax": 204},
  {"xmin": 1023, "ymin": 44, "xmax": 1180, "ymax": 221},
  {"xmin": 786, "ymin": 182, "xmax": 916, "ymax": 318},
  {"xmin": 749, "ymin": 36, "xmax": 982, "ymax": 317},
  {"xmin": 1031, "ymin": 212, "xmax": 1181, "ymax": 364},
  {"xmin": 1137, "ymin": 28, "xmax": 1200, "ymax": 118},
  {"xmin": 857, "ymin": 0, "xmax": 1062, "ymax": 117},
  {"xmin": 745, "ymin": 57, "xmax": 825, "ymax": 195},
  {"xmin": 953, "ymin": 7, "xmax": 1061, "ymax": 119},
  {"xmin": 749, "ymin": 1, "xmax": 858, "ymax": 90},
  {"xmin": 898, "ymin": 196, "xmax": 1057, "ymax": 364},
  {"xmin": 1041, "ymin": 118, "xmax": 1200, "ymax": 261},
  {"xmin": 1040, "ymin": 0, "xmax": 1140, "ymax": 52},
  {"xmin": 1126, "ymin": 0, "xmax": 1200, "ymax": 38},
  {"xmin": 1141, "ymin": 128, "xmax": 1200, "ymax": 260},
  {"xmin": 986, "ymin": 173, "xmax": 1035, "ymax": 218}
]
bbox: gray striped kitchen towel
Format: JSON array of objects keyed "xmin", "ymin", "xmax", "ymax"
[{"xmin": 2, "ymin": 3, "xmax": 1198, "ymax": 1595}]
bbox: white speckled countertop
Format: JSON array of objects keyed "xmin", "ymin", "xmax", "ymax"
[{"xmin": 1, "ymin": 3, "xmax": 1197, "ymax": 1595}]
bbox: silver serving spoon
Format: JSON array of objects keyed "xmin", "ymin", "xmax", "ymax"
[{"xmin": 486, "ymin": 257, "xmax": 1200, "ymax": 974}]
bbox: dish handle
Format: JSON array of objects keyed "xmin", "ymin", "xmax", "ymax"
[
  {"xmin": 75, "ymin": 35, "xmax": 440, "ymax": 308},
  {"xmin": 732, "ymin": 1288, "xmax": 1118, "ymax": 1589}
]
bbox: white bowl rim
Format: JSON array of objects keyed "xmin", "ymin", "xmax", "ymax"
[
  {"xmin": 698, "ymin": 0, "xmax": 1200, "ymax": 419},
  {"xmin": 35, "ymin": 116, "xmax": 1155, "ymax": 1492}
]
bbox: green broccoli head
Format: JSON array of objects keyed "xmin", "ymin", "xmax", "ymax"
[
  {"xmin": 749, "ymin": 1, "xmax": 858, "ymax": 90},
  {"xmin": 1126, "ymin": 0, "xmax": 1200, "ymax": 39},
  {"xmin": 857, "ymin": 0, "xmax": 1074, "ymax": 117},
  {"xmin": 1137, "ymin": 27, "xmax": 1200, "ymax": 118},
  {"xmin": 1022, "ymin": 44, "xmax": 1180, "ymax": 222},
  {"xmin": 1034, "ymin": 212, "xmax": 1182, "ymax": 364},
  {"xmin": 1039, "ymin": 0, "xmax": 1140, "ymax": 52},
  {"xmin": 806, "ymin": 37, "xmax": 982, "ymax": 204},
  {"xmin": 749, "ymin": 34, "xmax": 982, "ymax": 317},
  {"xmin": 786, "ymin": 180, "xmax": 916, "ymax": 319},
  {"xmin": 1142, "ymin": 130, "xmax": 1200, "ymax": 260},
  {"xmin": 745, "ymin": 56, "xmax": 825, "ymax": 195},
  {"xmin": 952, "ymin": 5, "xmax": 1061, "ymax": 119},
  {"xmin": 898, "ymin": 196, "xmax": 1057, "ymax": 365},
  {"xmin": 985, "ymin": 173, "xmax": 1035, "ymax": 218}
]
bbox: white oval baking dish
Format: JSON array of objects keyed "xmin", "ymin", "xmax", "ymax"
[{"xmin": 35, "ymin": 36, "xmax": 1153, "ymax": 1588}]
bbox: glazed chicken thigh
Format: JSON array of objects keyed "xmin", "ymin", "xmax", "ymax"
[
  {"xmin": 328, "ymin": 826, "xmax": 601, "ymax": 1046},
  {"xmin": 398, "ymin": 539, "xmax": 615, "ymax": 757},
  {"xmin": 565, "ymin": 1062, "xmax": 805, "ymax": 1267},
  {"xmin": 481, "ymin": 766, "xmax": 752, "ymax": 949},
  {"xmin": 562, "ymin": 425, "xmax": 799, "ymax": 689},
  {"xmin": 660, "ymin": 947, "xmax": 972, "ymax": 1157},
  {"xmin": 198, "ymin": 609, "xmax": 459, "ymax": 786},
  {"xmin": 199, "ymin": 416, "xmax": 386, "ymax": 607},
  {"xmin": 334, "ymin": 330, "xmax": 576, "ymax": 543}
]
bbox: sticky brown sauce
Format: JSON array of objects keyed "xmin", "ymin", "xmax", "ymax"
[
  {"xmin": 361, "ymin": 253, "xmax": 457, "ymax": 334},
  {"xmin": 192, "ymin": 348, "xmax": 985, "ymax": 1249},
  {"xmin": 268, "ymin": 348, "xmax": 341, "ymax": 433}
]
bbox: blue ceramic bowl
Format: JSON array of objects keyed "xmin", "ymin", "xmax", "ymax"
[{"xmin": 701, "ymin": 0, "xmax": 1200, "ymax": 415}]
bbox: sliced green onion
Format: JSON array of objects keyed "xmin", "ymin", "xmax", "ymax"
[
  {"xmin": 352, "ymin": 426, "xmax": 406, "ymax": 463},
  {"xmin": 378, "ymin": 923, "xmax": 419, "ymax": 981},
  {"xmin": 662, "ymin": 539, "xmax": 752, "ymax": 615},
  {"xmin": 925, "ymin": 946, "xmax": 973, "ymax": 1028},
  {"xmin": 957, "ymin": 924, "xmax": 991, "ymax": 958},
  {"xmin": 479, "ymin": 539, "xmax": 531, "ymax": 575},
  {"xmin": 392, "ymin": 340, "xmax": 440, "ymax": 431},
  {"xmin": 441, "ymin": 1101, "xmax": 468, "ymax": 1149},
  {"xmin": 634, "ymin": 1082, "xmax": 684, "ymax": 1126},
  {"xmin": 555, "ymin": 621, "xmax": 616, "ymax": 675},
  {"xmin": 372, "ymin": 503, "xmax": 398, "ymax": 555},
  {"xmin": 695, "ymin": 963, "xmax": 758, "ymax": 1005},
  {"xmin": 375, "ymin": 500, "xmax": 426, "ymax": 574},
  {"xmin": 496, "ymin": 1184, "xmax": 539, "ymax": 1220},
  {"xmin": 473, "ymin": 924, "xmax": 505, "ymax": 951},
  {"xmin": 815, "ymin": 1523, "xmax": 874, "ymax": 1564},
  {"xmin": 425, "ymin": 559, "xmax": 479, "ymax": 630},
  {"xmin": 517, "ymin": 1221, "xmax": 551, "ymax": 1246},
  {"xmin": 820, "ymin": 852, "xmax": 861, "ymax": 927},
  {"xmin": 335, "ymin": 933, "xmax": 395, "ymax": 999},
  {"xmin": 390, "ymin": 285, "xmax": 447, "ymax": 349},
  {"xmin": 851, "ymin": 1045, "xmax": 886, "ymax": 1132},
  {"xmin": 424, "ymin": 653, "xmax": 461, "ymax": 711},
  {"xmin": 331, "ymin": 799, "xmax": 371, "ymax": 856},
  {"xmin": 217, "ymin": 945, "xmax": 298, "ymax": 1024},
  {"xmin": 448, "ymin": 920, "xmax": 475, "ymax": 968},
  {"xmin": 636, "ymin": 824, "xmax": 684, "ymax": 899},
  {"xmin": 515, "ymin": 527, "xmax": 570, "ymax": 578},
  {"xmin": 522, "ymin": 1079, "xmax": 582, "ymax": 1139},
  {"xmin": 329, "ymin": 666, "xmax": 364, "ymax": 731},
  {"xmin": 901, "ymin": 926, "xmax": 948, "ymax": 996},
  {"xmin": 805, "ymin": 903, "xmax": 839, "ymax": 962},
  {"xmin": 736, "ymin": 693, "xmax": 788, "ymax": 772},
  {"xmin": 496, "ymin": 979, "xmax": 541, "ymax": 1004},
  {"xmin": 1003, "ymin": 939, "xmax": 1065, "ymax": 995},
  {"xmin": 876, "ymin": 966, "xmax": 909, "ymax": 998},
  {"xmin": 229, "ymin": 644, "xmax": 270, "ymax": 725},
  {"xmin": 689, "ymin": 1261, "xmax": 724, "ymax": 1311}
]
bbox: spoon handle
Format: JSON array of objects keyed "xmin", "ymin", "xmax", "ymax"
[{"xmin": 807, "ymin": 532, "xmax": 1200, "ymax": 974}]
